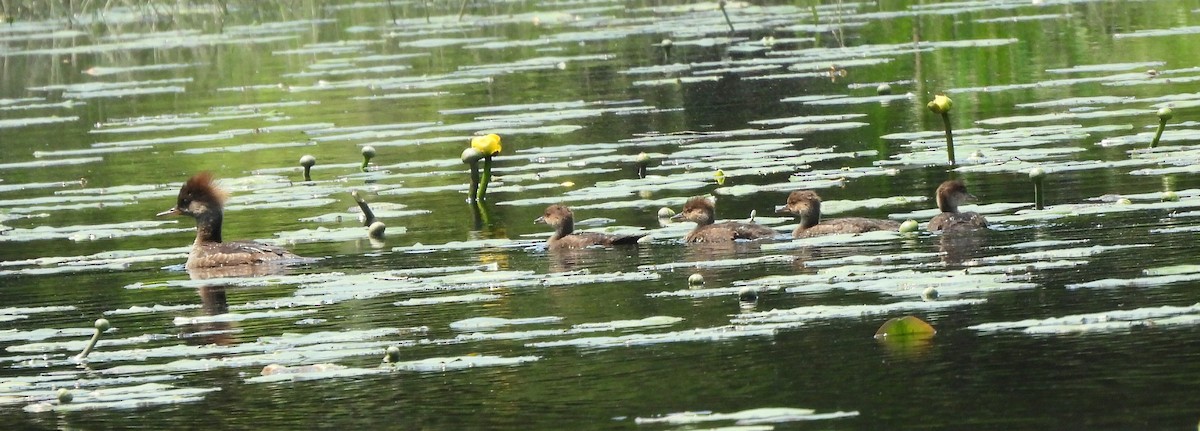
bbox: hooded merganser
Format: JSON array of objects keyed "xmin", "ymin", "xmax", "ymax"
[
  {"xmin": 780, "ymin": 190, "xmax": 900, "ymax": 238},
  {"xmin": 157, "ymin": 172, "xmax": 303, "ymax": 269},
  {"xmin": 534, "ymin": 204, "xmax": 645, "ymax": 250},
  {"xmin": 671, "ymin": 196, "xmax": 776, "ymax": 243},
  {"xmin": 927, "ymin": 180, "xmax": 988, "ymax": 231}
]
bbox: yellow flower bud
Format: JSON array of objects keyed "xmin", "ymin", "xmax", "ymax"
[
  {"xmin": 471, "ymin": 134, "xmax": 502, "ymax": 156},
  {"xmin": 927, "ymin": 94, "xmax": 953, "ymax": 114}
]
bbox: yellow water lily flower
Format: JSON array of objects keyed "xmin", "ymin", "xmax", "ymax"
[
  {"xmin": 927, "ymin": 94, "xmax": 953, "ymax": 114},
  {"xmin": 471, "ymin": 134, "xmax": 502, "ymax": 156}
]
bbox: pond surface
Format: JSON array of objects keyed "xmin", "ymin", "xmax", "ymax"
[{"xmin": 3, "ymin": 0, "xmax": 1200, "ymax": 429}]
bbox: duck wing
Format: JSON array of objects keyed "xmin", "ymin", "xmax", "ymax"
[
  {"xmin": 728, "ymin": 222, "xmax": 777, "ymax": 240},
  {"xmin": 928, "ymin": 212, "xmax": 988, "ymax": 231},
  {"xmin": 189, "ymin": 241, "xmax": 302, "ymax": 268}
]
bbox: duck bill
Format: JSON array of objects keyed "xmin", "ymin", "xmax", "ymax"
[
  {"xmin": 156, "ymin": 207, "xmax": 182, "ymax": 217},
  {"xmin": 669, "ymin": 212, "xmax": 684, "ymax": 222},
  {"xmin": 774, "ymin": 204, "xmax": 790, "ymax": 214},
  {"xmin": 533, "ymin": 216, "xmax": 546, "ymax": 224}
]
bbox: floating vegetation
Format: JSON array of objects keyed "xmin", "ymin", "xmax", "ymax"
[
  {"xmin": 22, "ymin": 384, "xmax": 220, "ymax": 413},
  {"xmin": 527, "ymin": 324, "xmax": 787, "ymax": 349},
  {"xmin": 173, "ymin": 310, "xmax": 317, "ymax": 326},
  {"xmin": 388, "ymin": 355, "xmax": 540, "ymax": 372},
  {"xmin": 875, "ymin": 315, "xmax": 936, "ymax": 339},
  {"xmin": 1, "ymin": 1, "xmax": 1199, "ymax": 428},
  {"xmin": 1045, "ymin": 62, "xmax": 1165, "ymax": 74},
  {"xmin": 176, "ymin": 142, "xmax": 317, "ymax": 155},
  {"xmin": 761, "ymin": 230, "xmax": 903, "ymax": 251},
  {"xmin": 83, "ymin": 63, "xmax": 198, "ymax": 76},
  {"xmin": 1113, "ymin": 25, "xmax": 1200, "ymax": 39},
  {"xmin": 0, "ymin": 115, "xmax": 79, "ymax": 129},
  {"xmin": 393, "ymin": 293, "xmax": 501, "ymax": 306},
  {"xmin": 969, "ymin": 305, "xmax": 1200, "ymax": 334},
  {"xmin": 270, "ymin": 226, "xmax": 406, "ymax": 244},
  {"xmin": 0, "ymin": 221, "xmax": 190, "ymax": 243},
  {"xmin": 975, "ymin": 109, "xmax": 1151, "ymax": 126},
  {"xmin": 449, "ymin": 316, "xmax": 564, "ymax": 331},
  {"xmin": 92, "ymin": 131, "xmax": 251, "ymax": 148},
  {"xmin": 1065, "ymin": 263, "xmax": 1200, "ymax": 290},
  {"xmin": 732, "ymin": 300, "xmax": 985, "ymax": 325},
  {"xmin": 250, "ymin": 364, "xmax": 384, "ymax": 383},
  {"xmin": 634, "ymin": 407, "xmax": 859, "ymax": 425}
]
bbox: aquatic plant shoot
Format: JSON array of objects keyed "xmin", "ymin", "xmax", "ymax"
[
  {"xmin": 75, "ymin": 318, "xmax": 110, "ymax": 360},
  {"xmin": 1150, "ymin": 107, "xmax": 1173, "ymax": 148},
  {"xmin": 361, "ymin": 146, "xmax": 376, "ymax": 172},
  {"xmin": 299, "ymin": 154, "xmax": 316, "ymax": 182},
  {"xmin": 927, "ymin": 94, "xmax": 955, "ymax": 165},
  {"xmin": 467, "ymin": 134, "xmax": 502, "ymax": 202},
  {"xmin": 1029, "ymin": 167, "xmax": 1046, "ymax": 210}
]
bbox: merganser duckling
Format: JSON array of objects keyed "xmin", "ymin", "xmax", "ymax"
[
  {"xmin": 927, "ymin": 180, "xmax": 988, "ymax": 231},
  {"xmin": 157, "ymin": 172, "xmax": 303, "ymax": 269},
  {"xmin": 671, "ymin": 196, "xmax": 776, "ymax": 243},
  {"xmin": 780, "ymin": 190, "xmax": 899, "ymax": 238},
  {"xmin": 534, "ymin": 204, "xmax": 645, "ymax": 250}
]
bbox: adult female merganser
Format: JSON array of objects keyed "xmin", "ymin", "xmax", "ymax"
[
  {"xmin": 157, "ymin": 172, "xmax": 303, "ymax": 269},
  {"xmin": 780, "ymin": 190, "xmax": 899, "ymax": 237},
  {"xmin": 672, "ymin": 196, "xmax": 776, "ymax": 243},
  {"xmin": 534, "ymin": 204, "xmax": 645, "ymax": 250}
]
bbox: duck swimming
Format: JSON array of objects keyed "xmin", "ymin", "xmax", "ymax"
[
  {"xmin": 671, "ymin": 196, "xmax": 777, "ymax": 243},
  {"xmin": 780, "ymin": 190, "xmax": 899, "ymax": 238},
  {"xmin": 927, "ymin": 179, "xmax": 988, "ymax": 231},
  {"xmin": 535, "ymin": 204, "xmax": 646, "ymax": 250},
  {"xmin": 157, "ymin": 172, "xmax": 303, "ymax": 269}
]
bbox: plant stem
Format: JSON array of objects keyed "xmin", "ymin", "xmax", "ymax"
[
  {"xmin": 719, "ymin": 1, "xmax": 734, "ymax": 33},
  {"xmin": 1150, "ymin": 118, "xmax": 1167, "ymax": 148},
  {"xmin": 352, "ymin": 191, "xmax": 376, "ymax": 226},
  {"xmin": 1033, "ymin": 180, "xmax": 1043, "ymax": 210},
  {"xmin": 941, "ymin": 111, "xmax": 955, "ymax": 165},
  {"xmin": 477, "ymin": 156, "xmax": 492, "ymax": 201},
  {"xmin": 76, "ymin": 319, "xmax": 109, "ymax": 360},
  {"xmin": 468, "ymin": 162, "xmax": 480, "ymax": 203},
  {"xmin": 1029, "ymin": 167, "xmax": 1046, "ymax": 210}
]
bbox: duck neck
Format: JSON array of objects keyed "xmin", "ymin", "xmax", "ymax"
[
  {"xmin": 194, "ymin": 209, "xmax": 223, "ymax": 244},
  {"xmin": 798, "ymin": 204, "xmax": 821, "ymax": 229},
  {"xmin": 936, "ymin": 194, "xmax": 958, "ymax": 214},
  {"xmin": 696, "ymin": 209, "xmax": 715, "ymax": 226},
  {"xmin": 551, "ymin": 218, "xmax": 574, "ymax": 241}
]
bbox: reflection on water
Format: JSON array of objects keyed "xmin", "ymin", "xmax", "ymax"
[
  {"xmin": 2, "ymin": 0, "xmax": 1200, "ymax": 429},
  {"xmin": 938, "ymin": 230, "xmax": 988, "ymax": 266},
  {"xmin": 188, "ymin": 285, "xmax": 238, "ymax": 346}
]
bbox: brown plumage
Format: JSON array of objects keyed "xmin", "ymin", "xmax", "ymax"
[
  {"xmin": 671, "ymin": 196, "xmax": 776, "ymax": 243},
  {"xmin": 534, "ymin": 204, "xmax": 646, "ymax": 250},
  {"xmin": 927, "ymin": 180, "xmax": 988, "ymax": 232},
  {"xmin": 157, "ymin": 172, "xmax": 303, "ymax": 269},
  {"xmin": 781, "ymin": 190, "xmax": 899, "ymax": 238}
]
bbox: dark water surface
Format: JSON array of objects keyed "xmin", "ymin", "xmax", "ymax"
[{"xmin": 3, "ymin": 0, "xmax": 1200, "ymax": 429}]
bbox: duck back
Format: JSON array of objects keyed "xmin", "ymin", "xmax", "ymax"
[
  {"xmin": 686, "ymin": 221, "xmax": 776, "ymax": 243},
  {"xmin": 188, "ymin": 241, "xmax": 302, "ymax": 269},
  {"xmin": 549, "ymin": 232, "xmax": 647, "ymax": 250},
  {"xmin": 795, "ymin": 217, "xmax": 900, "ymax": 238},
  {"xmin": 928, "ymin": 212, "xmax": 987, "ymax": 232}
]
